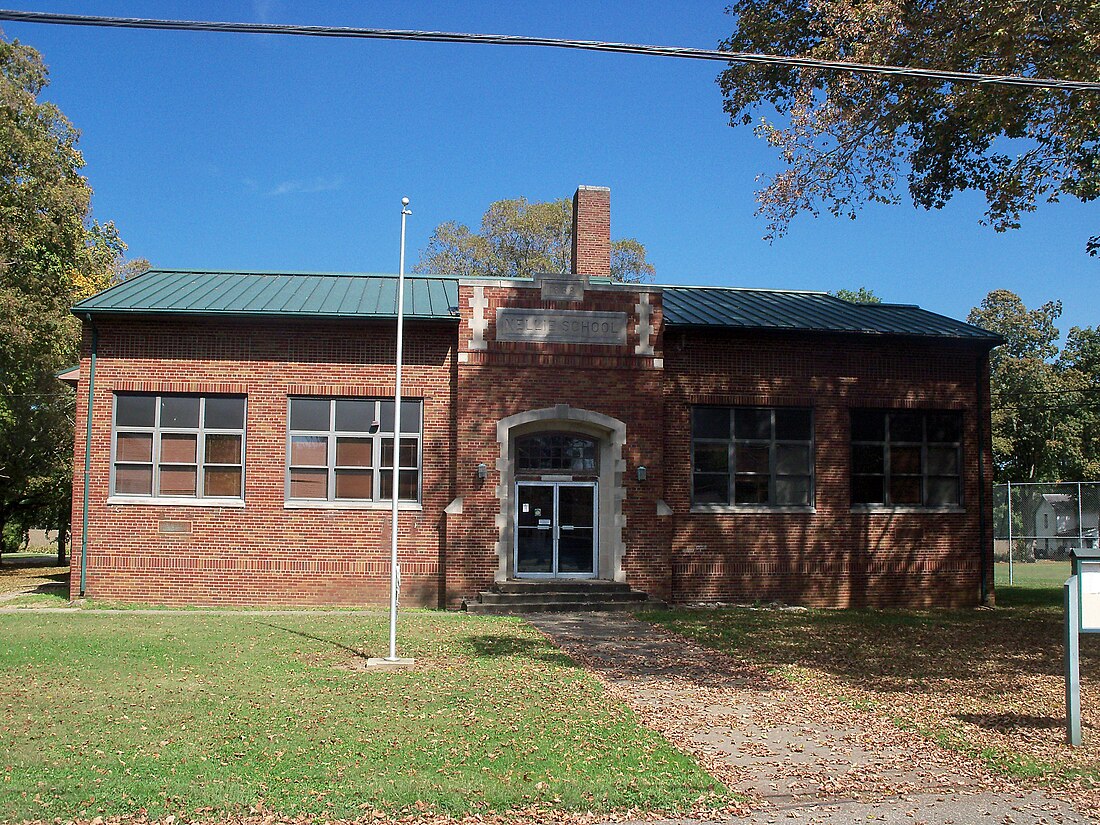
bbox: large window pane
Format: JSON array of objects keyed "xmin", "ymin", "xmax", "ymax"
[
  {"xmin": 926, "ymin": 446, "xmax": 958, "ymax": 475},
  {"xmin": 852, "ymin": 475, "xmax": 885, "ymax": 504},
  {"xmin": 377, "ymin": 400, "xmax": 421, "ymax": 433},
  {"xmin": 889, "ymin": 476, "xmax": 922, "ymax": 504},
  {"xmin": 115, "ymin": 395, "xmax": 156, "ymax": 428},
  {"xmin": 116, "ymin": 433, "xmax": 153, "ymax": 462},
  {"xmin": 161, "ymin": 433, "xmax": 197, "ymax": 464},
  {"xmin": 926, "ymin": 413, "xmax": 961, "ymax": 443},
  {"xmin": 692, "ymin": 408, "xmax": 729, "ymax": 439},
  {"xmin": 776, "ymin": 476, "xmax": 811, "ymax": 506},
  {"xmin": 204, "ymin": 397, "xmax": 245, "ymax": 429},
  {"xmin": 335, "ymin": 399, "xmax": 375, "ymax": 433},
  {"xmin": 289, "ymin": 399, "xmax": 330, "ymax": 431},
  {"xmin": 336, "ymin": 437, "xmax": 373, "ymax": 467},
  {"xmin": 890, "ymin": 446, "xmax": 921, "ymax": 475},
  {"xmin": 290, "ymin": 436, "xmax": 327, "ymax": 466},
  {"xmin": 290, "ymin": 468, "xmax": 327, "ymax": 499},
  {"xmin": 335, "ymin": 470, "xmax": 373, "ymax": 499},
  {"xmin": 204, "ymin": 467, "xmax": 242, "ymax": 497},
  {"xmin": 692, "ymin": 474, "xmax": 728, "ymax": 504},
  {"xmin": 889, "ymin": 413, "xmax": 923, "ymax": 442},
  {"xmin": 736, "ymin": 444, "xmax": 769, "ymax": 474},
  {"xmin": 115, "ymin": 465, "xmax": 152, "ymax": 495},
  {"xmin": 734, "ymin": 476, "xmax": 769, "ymax": 504},
  {"xmin": 161, "ymin": 396, "xmax": 200, "ymax": 428},
  {"xmin": 160, "ymin": 466, "xmax": 197, "ymax": 496},
  {"xmin": 734, "ymin": 408, "xmax": 771, "ymax": 440},
  {"xmin": 693, "ymin": 442, "xmax": 728, "ymax": 474},
  {"xmin": 850, "ymin": 410, "xmax": 885, "ymax": 442},
  {"xmin": 776, "ymin": 444, "xmax": 811, "ymax": 475},
  {"xmin": 205, "ymin": 434, "xmax": 242, "ymax": 464},
  {"xmin": 379, "ymin": 469, "xmax": 418, "ymax": 500},
  {"xmin": 852, "ymin": 444, "xmax": 884, "ymax": 474},
  {"xmin": 926, "ymin": 477, "xmax": 960, "ymax": 506},
  {"xmin": 775, "ymin": 409, "xmax": 812, "ymax": 441}
]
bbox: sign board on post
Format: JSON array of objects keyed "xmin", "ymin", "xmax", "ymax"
[{"xmin": 1066, "ymin": 547, "xmax": 1100, "ymax": 746}]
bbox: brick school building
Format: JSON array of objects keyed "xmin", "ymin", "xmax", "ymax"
[{"xmin": 65, "ymin": 186, "xmax": 1000, "ymax": 609}]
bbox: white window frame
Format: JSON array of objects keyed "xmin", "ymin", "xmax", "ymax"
[
  {"xmin": 285, "ymin": 397, "xmax": 422, "ymax": 508},
  {"xmin": 108, "ymin": 394, "xmax": 246, "ymax": 506}
]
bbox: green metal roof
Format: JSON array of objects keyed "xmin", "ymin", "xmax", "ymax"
[
  {"xmin": 74, "ymin": 269, "xmax": 998, "ymax": 342},
  {"xmin": 660, "ymin": 286, "xmax": 1000, "ymax": 342},
  {"xmin": 73, "ymin": 269, "xmax": 460, "ymax": 320}
]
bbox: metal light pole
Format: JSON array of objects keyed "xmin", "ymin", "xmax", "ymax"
[{"xmin": 370, "ymin": 196, "xmax": 415, "ymax": 668}]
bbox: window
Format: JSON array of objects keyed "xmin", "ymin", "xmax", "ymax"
[
  {"xmin": 112, "ymin": 394, "xmax": 245, "ymax": 499},
  {"xmin": 691, "ymin": 407, "xmax": 813, "ymax": 506},
  {"xmin": 516, "ymin": 433, "xmax": 598, "ymax": 474},
  {"xmin": 850, "ymin": 410, "xmax": 961, "ymax": 507},
  {"xmin": 287, "ymin": 398, "xmax": 421, "ymax": 503}
]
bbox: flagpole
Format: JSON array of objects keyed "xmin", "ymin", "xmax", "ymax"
[{"xmin": 372, "ymin": 196, "xmax": 414, "ymax": 668}]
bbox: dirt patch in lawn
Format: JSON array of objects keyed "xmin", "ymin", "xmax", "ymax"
[{"xmin": 0, "ymin": 552, "xmax": 68, "ymax": 598}]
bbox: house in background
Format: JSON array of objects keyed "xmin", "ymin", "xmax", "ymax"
[
  {"xmin": 1033, "ymin": 493, "xmax": 1100, "ymax": 558},
  {"xmin": 64, "ymin": 185, "xmax": 1001, "ymax": 610}
]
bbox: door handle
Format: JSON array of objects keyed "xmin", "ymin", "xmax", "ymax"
[{"xmin": 560, "ymin": 525, "xmax": 574, "ymax": 531}]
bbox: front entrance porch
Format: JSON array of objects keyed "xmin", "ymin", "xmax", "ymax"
[{"xmin": 463, "ymin": 579, "xmax": 658, "ymax": 614}]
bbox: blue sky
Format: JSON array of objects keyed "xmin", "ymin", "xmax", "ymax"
[{"xmin": 3, "ymin": 1, "xmax": 1096, "ymax": 334}]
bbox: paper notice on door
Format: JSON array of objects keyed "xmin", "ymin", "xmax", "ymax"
[{"xmin": 522, "ymin": 503, "xmax": 530, "ymax": 513}]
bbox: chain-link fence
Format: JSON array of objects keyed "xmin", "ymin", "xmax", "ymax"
[{"xmin": 993, "ymin": 482, "xmax": 1099, "ymax": 581}]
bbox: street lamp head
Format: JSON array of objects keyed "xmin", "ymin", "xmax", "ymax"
[{"xmin": 401, "ymin": 197, "xmax": 409, "ymax": 206}]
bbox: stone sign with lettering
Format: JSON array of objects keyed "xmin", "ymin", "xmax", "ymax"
[{"xmin": 495, "ymin": 308, "xmax": 628, "ymax": 345}]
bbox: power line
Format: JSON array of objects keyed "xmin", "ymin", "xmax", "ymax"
[{"xmin": 1, "ymin": 9, "xmax": 1098, "ymax": 93}]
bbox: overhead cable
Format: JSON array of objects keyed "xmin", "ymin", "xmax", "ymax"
[{"xmin": 0, "ymin": 9, "xmax": 1098, "ymax": 93}]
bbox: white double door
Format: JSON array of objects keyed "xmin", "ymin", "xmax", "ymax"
[{"xmin": 514, "ymin": 481, "xmax": 597, "ymax": 577}]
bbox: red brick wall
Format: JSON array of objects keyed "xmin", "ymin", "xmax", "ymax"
[
  {"xmin": 70, "ymin": 317, "xmax": 457, "ymax": 607},
  {"xmin": 662, "ymin": 328, "xmax": 994, "ymax": 608},
  {"xmin": 69, "ymin": 304, "xmax": 994, "ymax": 609}
]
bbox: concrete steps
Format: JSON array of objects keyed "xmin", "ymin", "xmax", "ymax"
[{"xmin": 463, "ymin": 580, "xmax": 662, "ymax": 615}]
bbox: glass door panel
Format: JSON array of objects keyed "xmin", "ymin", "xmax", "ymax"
[
  {"xmin": 516, "ymin": 484, "xmax": 555, "ymax": 574},
  {"xmin": 556, "ymin": 484, "xmax": 595, "ymax": 575}
]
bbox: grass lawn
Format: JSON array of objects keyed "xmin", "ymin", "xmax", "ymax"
[
  {"xmin": 995, "ymin": 560, "xmax": 1072, "ymax": 590},
  {"xmin": 0, "ymin": 611, "xmax": 724, "ymax": 822},
  {"xmin": 645, "ymin": 583, "xmax": 1099, "ymax": 791}
]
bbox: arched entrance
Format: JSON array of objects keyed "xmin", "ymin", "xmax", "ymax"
[{"xmin": 494, "ymin": 405, "xmax": 627, "ymax": 582}]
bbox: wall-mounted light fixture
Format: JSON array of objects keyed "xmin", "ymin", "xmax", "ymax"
[
  {"xmin": 636, "ymin": 465, "xmax": 647, "ymax": 482},
  {"xmin": 477, "ymin": 462, "xmax": 488, "ymax": 480}
]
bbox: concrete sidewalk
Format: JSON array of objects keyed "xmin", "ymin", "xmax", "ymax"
[{"xmin": 529, "ymin": 613, "xmax": 1090, "ymax": 825}]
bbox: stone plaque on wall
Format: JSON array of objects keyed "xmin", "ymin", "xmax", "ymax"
[{"xmin": 495, "ymin": 308, "xmax": 628, "ymax": 345}]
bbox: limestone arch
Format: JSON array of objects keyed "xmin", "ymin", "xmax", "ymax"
[{"xmin": 494, "ymin": 404, "xmax": 627, "ymax": 581}]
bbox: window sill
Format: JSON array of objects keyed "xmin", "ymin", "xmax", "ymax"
[
  {"xmin": 284, "ymin": 500, "xmax": 423, "ymax": 511},
  {"xmin": 107, "ymin": 496, "xmax": 245, "ymax": 508},
  {"xmin": 851, "ymin": 505, "xmax": 966, "ymax": 514},
  {"xmin": 690, "ymin": 504, "xmax": 816, "ymax": 515}
]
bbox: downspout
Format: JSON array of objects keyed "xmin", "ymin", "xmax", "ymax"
[
  {"xmin": 79, "ymin": 314, "xmax": 98, "ymax": 597},
  {"xmin": 976, "ymin": 350, "xmax": 989, "ymax": 605}
]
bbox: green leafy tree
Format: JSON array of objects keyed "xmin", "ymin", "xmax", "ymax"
[
  {"xmin": 1056, "ymin": 325, "xmax": 1100, "ymax": 479},
  {"xmin": 0, "ymin": 34, "xmax": 142, "ymax": 558},
  {"xmin": 831, "ymin": 287, "xmax": 882, "ymax": 304},
  {"xmin": 969, "ymin": 289, "xmax": 1072, "ymax": 482},
  {"xmin": 718, "ymin": 1, "xmax": 1100, "ymax": 251},
  {"xmin": 416, "ymin": 197, "xmax": 655, "ymax": 283}
]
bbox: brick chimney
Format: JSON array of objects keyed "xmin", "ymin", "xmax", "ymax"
[{"xmin": 570, "ymin": 185, "xmax": 611, "ymax": 277}]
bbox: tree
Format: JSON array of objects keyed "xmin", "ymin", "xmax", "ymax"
[
  {"xmin": 415, "ymin": 197, "xmax": 655, "ymax": 283},
  {"xmin": 831, "ymin": 287, "xmax": 881, "ymax": 304},
  {"xmin": 967, "ymin": 289, "xmax": 1097, "ymax": 482},
  {"xmin": 0, "ymin": 34, "xmax": 141, "ymax": 559},
  {"xmin": 718, "ymin": 2, "xmax": 1100, "ymax": 250}
]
